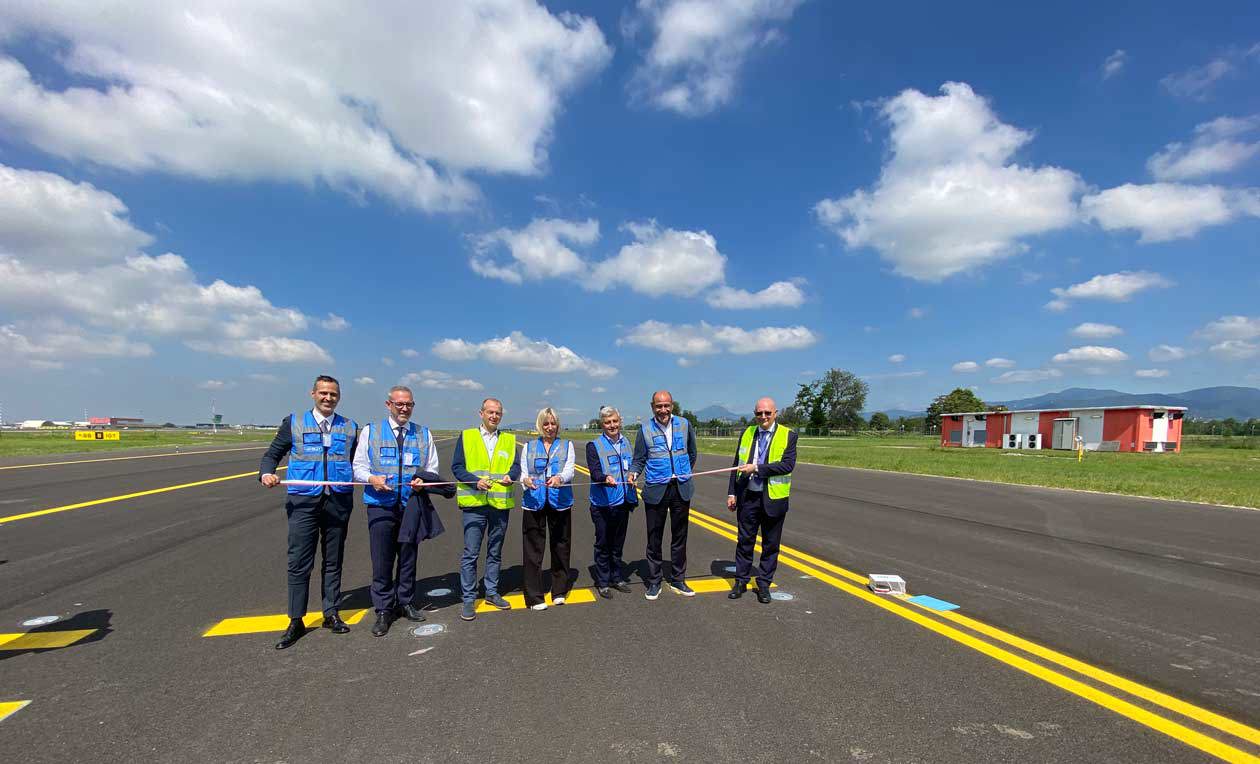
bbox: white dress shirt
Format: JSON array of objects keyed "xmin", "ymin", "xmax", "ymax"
[{"xmin": 352, "ymin": 417, "xmax": 440, "ymax": 483}]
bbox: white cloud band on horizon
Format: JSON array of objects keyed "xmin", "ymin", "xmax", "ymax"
[{"xmin": 433, "ymin": 331, "xmax": 617, "ymax": 378}]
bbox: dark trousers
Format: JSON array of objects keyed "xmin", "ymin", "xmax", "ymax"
[
  {"xmin": 522, "ymin": 504, "xmax": 572, "ymax": 605},
  {"xmin": 368, "ymin": 508, "xmax": 418, "ymax": 613},
  {"xmin": 589, "ymin": 504, "xmax": 630, "ymax": 587},
  {"xmin": 735, "ymin": 489, "xmax": 786, "ymax": 588},
  {"xmin": 285, "ymin": 495, "xmax": 349, "ymax": 619},
  {"xmin": 644, "ymin": 481, "xmax": 689, "ymax": 585}
]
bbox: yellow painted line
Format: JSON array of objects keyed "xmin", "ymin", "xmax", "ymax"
[
  {"xmin": 203, "ymin": 609, "xmax": 369, "ymax": 637},
  {"xmin": 0, "ymin": 701, "xmax": 31, "ymax": 723},
  {"xmin": 0, "ymin": 629, "xmax": 97, "ymax": 650},
  {"xmin": 475, "ymin": 588, "xmax": 598, "ymax": 613},
  {"xmin": 687, "ymin": 505, "xmax": 1260, "ymax": 748},
  {"xmin": 0, "ymin": 444, "xmax": 268, "ymax": 472},
  {"xmin": 683, "ymin": 512, "xmax": 1260, "ymax": 762},
  {"xmin": 0, "ymin": 466, "xmax": 284, "ymax": 525}
]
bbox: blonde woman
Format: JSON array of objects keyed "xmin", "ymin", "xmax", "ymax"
[{"xmin": 520, "ymin": 407, "xmax": 575, "ymax": 610}]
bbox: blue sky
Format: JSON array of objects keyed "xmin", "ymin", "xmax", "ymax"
[{"xmin": 1, "ymin": 1, "xmax": 1258, "ymax": 427}]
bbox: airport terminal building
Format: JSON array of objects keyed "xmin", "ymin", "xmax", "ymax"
[{"xmin": 940, "ymin": 405, "xmax": 1186, "ymax": 453}]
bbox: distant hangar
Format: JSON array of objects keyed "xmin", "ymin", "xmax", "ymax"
[{"xmin": 940, "ymin": 405, "xmax": 1185, "ymax": 453}]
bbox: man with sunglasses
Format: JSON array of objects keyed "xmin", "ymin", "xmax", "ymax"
[
  {"xmin": 352, "ymin": 385, "xmax": 449, "ymax": 637},
  {"xmin": 726, "ymin": 397, "xmax": 797, "ymax": 604},
  {"xmin": 259, "ymin": 375, "xmax": 360, "ymax": 649}
]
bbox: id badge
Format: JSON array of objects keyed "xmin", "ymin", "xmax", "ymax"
[
  {"xmin": 403, "ymin": 452, "xmax": 415, "ymax": 466},
  {"xmin": 379, "ymin": 446, "xmax": 398, "ymax": 458}
]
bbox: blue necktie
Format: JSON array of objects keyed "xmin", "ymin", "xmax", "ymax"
[{"xmin": 752, "ymin": 430, "xmax": 768, "ymax": 489}]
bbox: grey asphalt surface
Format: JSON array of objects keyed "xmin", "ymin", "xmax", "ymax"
[{"xmin": 0, "ymin": 440, "xmax": 1257, "ymax": 762}]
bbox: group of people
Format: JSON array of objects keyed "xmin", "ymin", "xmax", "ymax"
[{"xmin": 259, "ymin": 375, "xmax": 798, "ymax": 650}]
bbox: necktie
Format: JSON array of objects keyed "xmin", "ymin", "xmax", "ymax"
[
  {"xmin": 395, "ymin": 426, "xmax": 406, "ymax": 498},
  {"xmin": 319, "ymin": 419, "xmax": 331, "ymax": 494},
  {"xmin": 757, "ymin": 430, "xmax": 769, "ymax": 464}
]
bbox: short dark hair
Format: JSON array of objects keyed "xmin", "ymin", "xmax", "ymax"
[{"xmin": 312, "ymin": 375, "xmax": 340, "ymax": 391}]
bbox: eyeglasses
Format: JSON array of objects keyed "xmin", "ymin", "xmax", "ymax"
[
  {"xmin": 389, "ymin": 401, "xmax": 415, "ymax": 408},
  {"xmin": 754, "ymin": 410, "xmax": 774, "ymax": 417}
]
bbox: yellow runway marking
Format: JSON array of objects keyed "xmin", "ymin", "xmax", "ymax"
[
  {"xmin": 0, "ymin": 701, "xmax": 31, "ymax": 723},
  {"xmin": 0, "ymin": 629, "xmax": 97, "ymax": 650},
  {"xmin": 203, "ymin": 609, "xmax": 370, "ymax": 637},
  {"xmin": 0, "ymin": 445, "xmax": 268, "ymax": 471},
  {"xmin": 475, "ymin": 588, "xmax": 598, "ymax": 613},
  {"xmin": 0, "ymin": 466, "xmax": 284, "ymax": 525},
  {"xmin": 682, "ymin": 508, "xmax": 1260, "ymax": 762}
]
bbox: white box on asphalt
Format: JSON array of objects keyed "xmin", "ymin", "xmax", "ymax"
[{"xmin": 867, "ymin": 574, "xmax": 906, "ymax": 595}]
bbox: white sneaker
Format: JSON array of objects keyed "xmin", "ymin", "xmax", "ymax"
[
  {"xmin": 553, "ymin": 595, "xmax": 566, "ymax": 605},
  {"xmin": 531, "ymin": 603, "xmax": 547, "ymax": 611}
]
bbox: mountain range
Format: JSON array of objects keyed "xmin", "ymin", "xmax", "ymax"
[{"xmin": 864, "ymin": 386, "xmax": 1260, "ymax": 421}]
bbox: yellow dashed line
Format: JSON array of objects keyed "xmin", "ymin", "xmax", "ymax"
[
  {"xmin": 0, "ymin": 629, "xmax": 97, "ymax": 650},
  {"xmin": 0, "ymin": 701, "xmax": 31, "ymax": 723}
]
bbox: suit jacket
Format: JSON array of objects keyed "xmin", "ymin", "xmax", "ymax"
[
  {"xmin": 369, "ymin": 469, "xmax": 455, "ymax": 544},
  {"xmin": 259, "ymin": 414, "xmax": 358, "ymax": 516},
  {"xmin": 630, "ymin": 420, "xmax": 699, "ymax": 505},
  {"xmin": 727, "ymin": 426, "xmax": 797, "ymax": 517}
]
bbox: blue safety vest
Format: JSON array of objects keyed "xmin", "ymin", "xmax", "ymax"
[
  {"xmin": 363, "ymin": 419, "xmax": 431, "ymax": 508},
  {"xmin": 590, "ymin": 433, "xmax": 637, "ymax": 507},
  {"xmin": 286, "ymin": 410, "xmax": 357, "ymax": 496},
  {"xmin": 643, "ymin": 415, "xmax": 692, "ymax": 485},
  {"xmin": 521, "ymin": 438, "xmax": 573, "ymax": 510}
]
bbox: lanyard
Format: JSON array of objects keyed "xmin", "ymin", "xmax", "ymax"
[{"xmin": 536, "ymin": 438, "xmax": 562, "ymax": 476}]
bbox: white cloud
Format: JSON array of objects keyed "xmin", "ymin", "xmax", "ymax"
[
  {"xmin": 0, "ymin": 3, "xmax": 612, "ymax": 211},
  {"xmin": 591, "ymin": 221, "xmax": 724, "ymax": 296},
  {"xmin": 1071, "ymin": 322, "xmax": 1124, "ymax": 339},
  {"xmin": 1161, "ymin": 51, "xmax": 1249, "ymax": 100},
  {"xmin": 470, "ymin": 218, "xmax": 598, "ymax": 283},
  {"xmin": 952, "ymin": 361, "xmax": 980, "ymax": 372},
  {"xmin": 591, "ymin": 386, "xmax": 607, "ymax": 393},
  {"xmin": 907, "ymin": 307, "xmax": 928, "ymax": 319},
  {"xmin": 0, "ymin": 321, "xmax": 153, "ymax": 368},
  {"xmin": 985, "ymin": 357, "xmax": 1016, "ymax": 368},
  {"xmin": 619, "ymin": 320, "xmax": 818, "ymax": 356},
  {"xmin": 992, "ymin": 368, "xmax": 1063, "ymax": 384},
  {"xmin": 888, "ymin": 354, "xmax": 906, "ymax": 364},
  {"xmin": 186, "ymin": 337, "xmax": 332, "ymax": 364},
  {"xmin": 1148, "ymin": 115, "xmax": 1260, "ymax": 180},
  {"xmin": 1209, "ymin": 340, "xmax": 1259, "ymax": 361},
  {"xmin": 706, "ymin": 280, "xmax": 806, "ymax": 309},
  {"xmin": 626, "ymin": 0, "xmax": 805, "ymax": 116},
  {"xmin": 1046, "ymin": 271, "xmax": 1173, "ymax": 310},
  {"xmin": 380, "ymin": 357, "xmax": 395, "ymax": 367},
  {"xmin": 0, "ymin": 163, "xmax": 328, "ymax": 364},
  {"xmin": 320, "ymin": 313, "xmax": 350, "ymax": 331},
  {"xmin": 400, "ymin": 349, "xmax": 420, "ymax": 359},
  {"xmin": 401, "ymin": 370, "xmax": 484, "ymax": 391},
  {"xmin": 815, "ymin": 82, "xmax": 1083, "ymax": 281},
  {"xmin": 677, "ymin": 357, "xmax": 696, "ymax": 367},
  {"xmin": 354, "ymin": 376, "xmax": 376, "ymax": 386},
  {"xmin": 1081, "ymin": 183, "xmax": 1260, "ymax": 242},
  {"xmin": 1101, "ymin": 49, "xmax": 1128, "ymax": 80},
  {"xmin": 1149, "ymin": 344, "xmax": 1189, "ymax": 362},
  {"xmin": 432, "ymin": 331, "xmax": 616, "ymax": 377},
  {"xmin": 1051, "ymin": 346, "xmax": 1130, "ymax": 364},
  {"xmin": 197, "ymin": 379, "xmax": 235, "ymax": 390},
  {"xmin": 1135, "ymin": 368, "xmax": 1169, "ymax": 378},
  {"xmin": 1196, "ymin": 315, "xmax": 1260, "ymax": 341}
]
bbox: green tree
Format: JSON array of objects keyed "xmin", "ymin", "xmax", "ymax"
[
  {"xmin": 925, "ymin": 388, "xmax": 987, "ymax": 431},
  {"xmin": 869, "ymin": 411, "xmax": 891, "ymax": 430},
  {"xmin": 794, "ymin": 368, "xmax": 869, "ymax": 431},
  {"xmin": 587, "ymin": 418, "xmax": 601, "ymax": 430}
]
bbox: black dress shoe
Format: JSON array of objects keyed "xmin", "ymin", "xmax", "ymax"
[
  {"xmin": 597, "ymin": 586, "xmax": 613, "ymax": 599},
  {"xmin": 321, "ymin": 613, "xmax": 350, "ymax": 634},
  {"xmin": 611, "ymin": 581, "xmax": 631, "ymax": 594},
  {"xmin": 371, "ymin": 610, "xmax": 393, "ymax": 637},
  {"xmin": 728, "ymin": 583, "xmax": 747, "ymax": 600},
  {"xmin": 275, "ymin": 618, "xmax": 306, "ymax": 649},
  {"xmin": 399, "ymin": 604, "xmax": 426, "ymax": 622},
  {"xmin": 755, "ymin": 586, "xmax": 772, "ymax": 604}
]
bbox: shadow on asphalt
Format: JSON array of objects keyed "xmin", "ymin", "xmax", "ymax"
[{"xmin": 1, "ymin": 608, "xmax": 113, "ymax": 662}]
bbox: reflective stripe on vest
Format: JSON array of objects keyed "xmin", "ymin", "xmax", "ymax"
[
  {"xmin": 644, "ymin": 415, "xmax": 691, "ymax": 485},
  {"xmin": 287, "ymin": 410, "xmax": 357, "ymax": 496},
  {"xmin": 522, "ymin": 438, "xmax": 574, "ymax": 510},
  {"xmin": 456, "ymin": 429, "xmax": 516, "ymax": 509},
  {"xmin": 363, "ymin": 420, "xmax": 430, "ymax": 507},
  {"xmin": 589, "ymin": 433, "xmax": 636, "ymax": 507},
  {"xmin": 736, "ymin": 424, "xmax": 792, "ymax": 500}
]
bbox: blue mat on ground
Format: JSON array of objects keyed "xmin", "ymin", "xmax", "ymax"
[{"xmin": 907, "ymin": 595, "xmax": 960, "ymax": 611}]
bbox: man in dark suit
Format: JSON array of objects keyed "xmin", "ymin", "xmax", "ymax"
[
  {"xmin": 259, "ymin": 375, "xmax": 359, "ymax": 649},
  {"xmin": 627, "ymin": 390, "xmax": 699, "ymax": 600},
  {"xmin": 726, "ymin": 396, "xmax": 797, "ymax": 604}
]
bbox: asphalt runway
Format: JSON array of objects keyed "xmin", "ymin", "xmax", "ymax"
[{"xmin": 1, "ymin": 439, "xmax": 1258, "ymax": 762}]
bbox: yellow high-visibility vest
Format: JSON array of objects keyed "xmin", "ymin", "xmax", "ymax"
[
  {"xmin": 736, "ymin": 425, "xmax": 792, "ymax": 500},
  {"xmin": 457, "ymin": 429, "xmax": 516, "ymax": 509}
]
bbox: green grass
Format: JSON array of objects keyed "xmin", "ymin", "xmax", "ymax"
[
  {"xmin": 691, "ymin": 434, "xmax": 1260, "ymax": 509},
  {"xmin": 0, "ymin": 429, "xmax": 275, "ymax": 457}
]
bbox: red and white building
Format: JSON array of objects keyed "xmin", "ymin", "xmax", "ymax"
[{"xmin": 940, "ymin": 405, "xmax": 1185, "ymax": 453}]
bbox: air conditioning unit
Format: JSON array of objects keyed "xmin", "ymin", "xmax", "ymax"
[
  {"xmin": 1024, "ymin": 434, "xmax": 1043, "ymax": 450},
  {"xmin": 1003, "ymin": 433, "xmax": 1024, "ymax": 449}
]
